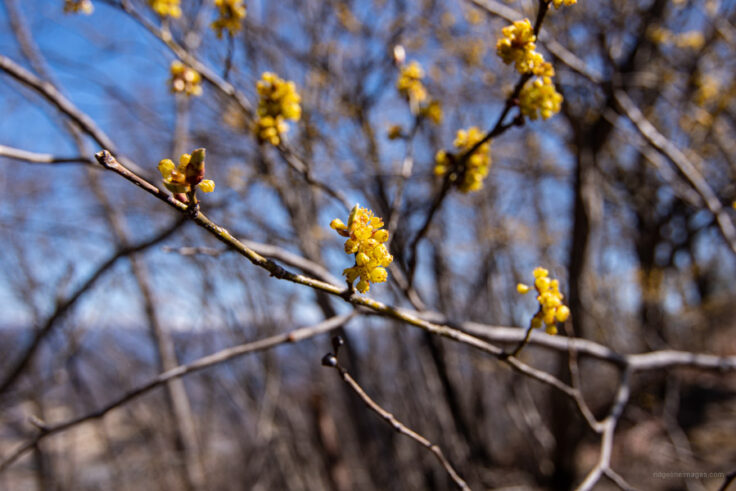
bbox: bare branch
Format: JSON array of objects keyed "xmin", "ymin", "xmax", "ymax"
[
  {"xmin": 0, "ymin": 313, "xmax": 355, "ymax": 473},
  {"xmin": 322, "ymin": 347, "xmax": 470, "ymax": 490},
  {"xmin": 576, "ymin": 368, "xmax": 633, "ymax": 491},
  {"xmin": 614, "ymin": 90, "xmax": 736, "ymax": 256},
  {"xmin": 0, "ymin": 144, "xmax": 95, "ymax": 166},
  {"xmin": 164, "ymin": 240, "xmax": 342, "ymax": 285}
]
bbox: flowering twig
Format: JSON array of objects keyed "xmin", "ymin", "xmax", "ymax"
[
  {"xmin": 472, "ymin": 0, "xmax": 736, "ymax": 258},
  {"xmin": 406, "ymin": 0, "xmax": 553, "ymax": 286}
]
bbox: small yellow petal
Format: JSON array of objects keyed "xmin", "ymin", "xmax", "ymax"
[
  {"xmin": 158, "ymin": 159, "xmax": 176, "ymax": 178},
  {"xmin": 555, "ymin": 305, "xmax": 570, "ymax": 322},
  {"xmin": 197, "ymin": 179, "xmax": 215, "ymax": 193},
  {"xmin": 369, "ymin": 267, "xmax": 387, "ymax": 283},
  {"xmin": 330, "ymin": 218, "xmax": 347, "ymax": 230},
  {"xmin": 356, "ymin": 279, "xmax": 370, "ymax": 293}
]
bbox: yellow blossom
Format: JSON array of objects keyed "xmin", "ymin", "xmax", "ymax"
[
  {"xmin": 157, "ymin": 148, "xmax": 215, "ymax": 199},
  {"xmin": 421, "ymin": 100, "xmax": 443, "ymax": 124},
  {"xmin": 169, "ymin": 61, "xmax": 202, "ymax": 97},
  {"xmin": 397, "ymin": 61, "xmax": 428, "ymax": 109},
  {"xmin": 517, "ymin": 283, "xmax": 531, "ymax": 294},
  {"xmin": 331, "ymin": 205, "xmax": 393, "ymax": 294},
  {"xmin": 254, "ymin": 72, "xmax": 301, "ymax": 146},
  {"xmin": 552, "ymin": 0, "xmax": 577, "ymax": 8},
  {"xmin": 64, "ymin": 0, "xmax": 93, "ymax": 14},
  {"xmin": 434, "ymin": 127, "xmax": 492, "ymax": 193},
  {"xmin": 517, "ymin": 267, "xmax": 570, "ymax": 335},
  {"xmin": 212, "ymin": 0, "xmax": 246, "ymax": 38},
  {"xmin": 496, "ymin": 19, "xmax": 554, "ymax": 76},
  {"xmin": 519, "ymin": 76, "xmax": 563, "ymax": 120},
  {"xmin": 197, "ymin": 180, "xmax": 215, "ymax": 193},
  {"xmin": 149, "ymin": 0, "xmax": 181, "ymax": 18}
]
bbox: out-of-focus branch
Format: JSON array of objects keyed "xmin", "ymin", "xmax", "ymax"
[
  {"xmin": 163, "ymin": 240, "xmax": 342, "ymax": 285},
  {"xmin": 0, "ymin": 216, "xmax": 187, "ymax": 395},
  {"xmin": 614, "ymin": 90, "xmax": 736, "ymax": 256},
  {"xmin": 3, "ymin": 0, "xmax": 55, "ymax": 81},
  {"xmin": 0, "ymin": 314, "xmax": 355, "ymax": 473},
  {"xmin": 575, "ymin": 368, "xmax": 633, "ymax": 491},
  {"xmin": 600, "ymin": 110, "xmax": 703, "ymax": 207},
  {"xmin": 322, "ymin": 343, "xmax": 470, "ymax": 490},
  {"xmin": 277, "ymin": 145, "xmax": 352, "ymax": 211},
  {"xmin": 458, "ymin": 320, "xmax": 736, "ymax": 372},
  {"xmin": 0, "ymin": 54, "xmax": 146, "ymax": 176},
  {"xmin": 386, "ymin": 118, "xmax": 421, "ymax": 244},
  {"xmin": 0, "ymin": 145, "xmax": 95, "ymax": 166}
]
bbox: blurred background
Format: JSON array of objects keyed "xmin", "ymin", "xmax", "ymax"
[{"xmin": 1, "ymin": 0, "xmax": 736, "ymax": 489}]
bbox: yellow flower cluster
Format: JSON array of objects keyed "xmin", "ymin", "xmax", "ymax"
[
  {"xmin": 331, "ymin": 205, "xmax": 393, "ymax": 294},
  {"xmin": 496, "ymin": 19, "xmax": 553, "ymax": 77},
  {"xmin": 64, "ymin": 0, "xmax": 93, "ymax": 14},
  {"xmin": 255, "ymin": 72, "xmax": 301, "ymax": 146},
  {"xmin": 169, "ymin": 61, "xmax": 202, "ymax": 97},
  {"xmin": 519, "ymin": 76, "xmax": 563, "ymax": 120},
  {"xmin": 497, "ymin": 17, "xmax": 565, "ymax": 120},
  {"xmin": 157, "ymin": 148, "xmax": 215, "ymax": 198},
  {"xmin": 517, "ymin": 267, "xmax": 570, "ymax": 335},
  {"xmin": 395, "ymin": 61, "xmax": 443, "ymax": 123},
  {"xmin": 396, "ymin": 61, "xmax": 428, "ymax": 107},
  {"xmin": 434, "ymin": 127, "xmax": 492, "ymax": 193},
  {"xmin": 212, "ymin": 0, "xmax": 246, "ymax": 38},
  {"xmin": 149, "ymin": 0, "xmax": 181, "ymax": 18},
  {"xmin": 552, "ymin": 0, "xmax": 577, "ymax": 8},
  {"xmin": 420, "ymin": 100, "xmax": 443, "ymax": 124}
]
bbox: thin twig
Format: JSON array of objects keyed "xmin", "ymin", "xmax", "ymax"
[
  {"xmin": 322, "ymin": 346, "xmax": 470, "ymax": 490},
  {"xmin": 456, "ymin": 320, "xmax": 736, "ymax": 372},
  {"xmin": 386, "ymin": 117, "xmax": 421, "ymax": 244},
  {"xmin": 0, "ymin": 145, "xmax": 95, "ymax": 166},
  {"xmin": 277, "ymin": 145, "xmax": 352, "ymax": 211},
  {"xmin": 164, "ymin": 240, "xmax": 342, "ymax": 285},
  {"xmin": 575, "ymin": 368, "xmax": 632, "ymax": 491},
  {"xmin": 614, "ymin": 90, "xmax": 736, "ymax": 256}
]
